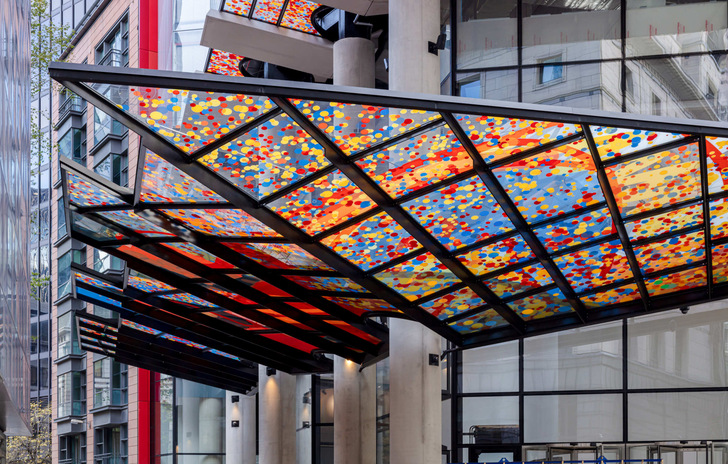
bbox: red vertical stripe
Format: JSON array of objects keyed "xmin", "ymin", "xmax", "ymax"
[
  {"xmin": 137, "ymin": 368, "xmax": 152, "ymax": 464},
  {"xmin": 139, "ymin": 0, "xmax": 158, "ymax": 69}
]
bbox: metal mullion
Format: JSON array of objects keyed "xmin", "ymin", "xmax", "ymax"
[
  {"xmin": 501, "ymin": 283, "xmax": 559, "ymax": 305},
  {"xmin": 365, "ymin": 248, "xmax": 428, "ymax": 276},
  {"xmin": 700, "ymin": 135, "xmax": 714, "ymax": 298},
  {"xmin": 583, "ymin": 124, "xmax": 651, "ymax": 311},
  {"xmin": 247, "ymin": 0, "xmax": 258, "ymax": 18},
  {"xmin": 311, "ymin": 206, "xmax": 384, "ymax": 241},
  {"xmin": 60, "ymin": 155, "xmax": 135, "ymax": 200},
  {"xmin": 529, "ymin": 199, "xmax": 609, "ymax": 229},
  {"xmin": 630, "ymin": 224, "xmax": 704, "ymax": 248},
  {"xmin": 622, "ymin": 197, "xmax": 702, "ymax": 224},
  {"xmin": 394, "ymin": 169, "xmax": 478, "ymax": 205},
  {"xmin": 475, "ymin": 257, "xmax": 541, "ymax": 282},
  {"xmin": 187, "ymin": 107, "xmax": 283, "ymax": 162},
  {"xmin": 132, "ymin": 144, "xmax": 147, "ymax": 207},
  {"xmin": 62, "ymin": 78, "xmax": 459, "ymax": 343},
  {"xmin": 137, "ymin": 201, "xmax": 237, "ymax": 210},
  {"xmin": 270, "ymin": 269, "xmax": 343, "ymax": 277},
  {"xmin": 74, "ymin": 204, "xmax": 137, "ymax": 214},
  {"xmin": 453, "ymin": 230, "xmax": 522, "ymax": 257},
  {"xmin": 642, "ymin": 261, "xmax": 706, "ymax": 281},
  {"xmin": 713, "ymin": 236, "xmax": 728, "ymax": 247},
  {"xmin": 261, "ymin": 165, "xmax": 338, "ymax": 205},
  {"xmin": 602, "ymin": 135, "xmax": 699, "ymax": 168},
  {"xmin": 275, "ymin": 97, "xmax": 526, "ymax": 334},
  {"xmin": 346, "ymin": 117, "xmax": 446, "ymax": 163},
  {"xmin": 485, "ymin": 131, "xmax": 584, "ymax": 170},
  {"xmin": 442, "ymin": 303, "xmax": 491, "ymax": 324},
  {"xmin": 709, "ymin": 189, "xmax": 728, "ymax": 203},
  {"xmin": 276, "ymin": 0, "xmax": 290, "ymax": 26},
  {"xmin": 442, "ymin": 112, "xmax": 588, "ymax": 323}
]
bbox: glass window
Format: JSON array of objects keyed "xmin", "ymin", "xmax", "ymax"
[
  {"xmin": 58, "ymin": 312, "xmax": 81, "ymax": 358},
  {"xmin": 58, "ymin": 371, "xmax": 86, "ymax": 417},
  {"xmin": 58, "ymin": 249, "xmax": 86, "ymax": 298},
  {"xmin": 95, "ymin": 15, "xmax": 129, "ymax": 67},
  {"xmin": 58, "ymin": 128, "xmax": 87, "ymax": 166},
  {"xmin": 524, "ymin": 394, "xmax": 622, "ymax": 443},
  {"xmin": 94, "ymin": 153, "xmax": 128, "ymax": 187},
  {"xmin": 457, "ymin": 0, "xmax": 518, "ymax": 69},
  {"xmin": 175, "ymin": 380, "xmax": 225, "ymax": 457},
  {"xmin": 628, "ymin": 391, "xmax": 728, "ymax": 441},
  {"xmin": 58, "ymin": 197, "xmax": 67, "ymax": 238},
  {"xmin": 461, "ymin": 396, "xmax": 519, "ymax": 444},
  {"xmin": 538, "ymin": 56, "xmax": 564, "ymax": 84},
  {"xmin": 93, "ymin": 248, "xmax": 124, "ymax": 274},
  {"xmin": 457, "ymin": 69, "xmax": 519, "ymax": 101},
  {"xmin": 524, "ymin": 322, "xmax": 622, "ymax": 391},
  {"xmin": 59, "ymin": 434, "xmax": 86, "ymax": 464},
  {"xmin": 93, "ymin": 358, "xmax": 128, "ymax": 408},
  {"xmin": 461, "ymin": 341, "xmax": 519, "ymax": 393},
  {"xmin": 94, "ymin": 425, "xmax": 128, "ymax": 464}
]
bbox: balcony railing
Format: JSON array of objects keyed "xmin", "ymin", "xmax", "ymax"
[
  {"xmin": 58, "ymin": 94, "xmax": 84, "ymax": 121},
  {"xmin": 94, "ymin": 454, "xmax": 126, "ymax": 464},
  {"xmin": 97, "ymin": 49, "xmax": 125, "ymax": 67}
]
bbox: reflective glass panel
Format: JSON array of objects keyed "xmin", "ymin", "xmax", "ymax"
[
  {"xmin": 402, "ymin": 176, "xmax": 512, "ymax": 250},
  {"xmin": 462, "ymin": 396, "xmax": 520, "ymax": 437},
  {"xmin": 293, "ymin": 100, "xmax": 441, "ymax": 155},
  {"xmin": 606, "ymin": 143, "xmax": 701, "ymax": 217},
  {"xmin": 67, "ymin": 172, "xmax": 126, "ymax": 207},
  {"xmin": 420, "ymin": 286, "xmax": 486, "ymax": 320},
  {"xmin": 644, "ymin": 267, "xmax": 707, "ymax": 296},
  {"xmin": 224, "ymin": 242, "xmax": 333, "ymax": 270},
  {"xmin": 71, "ymin": 213, "xmax": 121, "ymax": 243},
  {"xmin": 533, "ymin": 207, "xmax": 614, "ymax": 252},
  {"xmin": 280, "ymin": 0, "xmax": 319, "ymax": 34},
  {"xmin": 252, "ymin": 0, "xmax": 284, "ymax": 22},
  {"xmin": 323, "ymin": 297, "xmax": 399, "ymax": 315},
  {"xmin": 554, "ymin": 240, "xmax": 633, "ymax": 292},
  {"xmin": 460, "ymin": 341, "xmax": 519, "ymax": 392},
  {"xmin": 710, "ymin": 197, "xmax": 728, "ymax": 240},
  {"xmin": 484, "ymin": 262, "xmax": 552, "ymax": 298},
  {"xmin": 375, "ymin": 253, "xmax": 460, "ymax": 301},
  {"xmin": 197, "ymin": 113, "xmax": 329, "ymax": 199},
  {"xmin": 163, "ymin": 242, "xmax": 235, "ymax": 269},
  {"xmin": 355, "ymin": 124, "xmax": 473, "ymax": 198},
  {"xmin": 449, "ymin": 310, "xmax": 508, "ymax": 333},
  {"xmin": 457, "ymin": 236, "xmax": 534, "ymax": 275},
  {"xmin": 581, "ymin": 283, "xmax": 641, "ymax": 308},
  {"xmin": 707, "ymin": 136, "xmax": 728, "ymax": 194},
  {"xmin": 625, "ymin": 203, "xmax": 703, "ymax": 241},
  {"xmin": 140, "ymin": 150, "xmax": 225, "ymax": 203},
  {"xmin": 493, "ymin": 139, "xmax": 604, "ymax": 224},
  {"xmin": 96, "ymin": 210, "xmax": 174, "ymax": 237},
  {"xmin": 509, "ymin": 288, "xmax": 573, "ymax": 321},
  {"xmin": 206, "ymin": 49, "xmax": 245, "ymax": 77},
  {"xmin": 633, "ymin": 231, "xmax": 705, "ymax": 274},
  {"xmin": 713, "ymin": 244, "xmax": 728, "ymax": 284},
  {"xmin": 161, "ymin": 209, "xmax": 281, "ymax": 237},
  {"xmin": 524, "ymin": 394, "xmax": 622, "ymax": 443},
  {"xmin": 591, "ymin": 126, "xmax": 685, "ymax": 161},
  {"xmin": 454, "ymin": 114, "xmax": 579, "ymax": 165},
  {"xmin": 457, "ymin": 0, "xmax": 518, "ymax": 69},
  {"xmin": 283, "ymin": 276, "xmax": 367, "ymax": 293},
  {"xmin": 268, "ymin": 170, "xmax": 375, "ymax": 235},
  {"xmin": 320, "ymin": 211, "xmax": 420, "ymax": 270}
]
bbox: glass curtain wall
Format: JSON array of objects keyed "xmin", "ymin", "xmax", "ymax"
[{"xmin": 452, "ymin": 0, "xmax": 728, "ymax": 120}]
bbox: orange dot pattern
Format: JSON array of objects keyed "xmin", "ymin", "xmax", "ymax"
[
  {"xmin": 375, "ymin": 252, "xmax": 461, "ymax": 301},
  {"xmin": 420, "ymin": 287, "xmax": 487, "ymax": 320},
  {"xmin": 141, "ymin": 150, "xmax": 226, "ymax": 204},
  {"xmin": 448, "ymin": 309, "xmax": 507, "ymax": 334},
  {"xmin": 457, "ymin": 236, "xmax": 534, "ymax": 276},
  {"xmin": 224, "ymin": 242, "xmax": 333, "ymax": 271},
  {"xmin": 323, "ymin": 297, "xmax": 399, "ymax": 316},
  {"xmin": 205, "ymin": 49, "xmax": 245, "ymax": 77},
  {"xmin": 625, "ymin": 203, "xmax": 703, "ymax": 241},
  {"xmin": 591, "ymin": 126, "xmax": 685, "ymax": 161},
  {"xmin": 509, "ymin": 288, "xmax": 574, "ymax": 321},
  {"xmin": 644, "ymin": 267, "xmax": 707, "ymax": 297},
  {"xmin": 710, "ymin": 198, "xmax": 728, "ymax": 240},
  {"xmin": 632, "ymin": 231, "xmax": 705, "ymax": 275},
  {"xmin": 581, "ymin": 283, "xmax": 641, "ymax": 308},
  {"xmin": 706, "ymin": 136, "xmax": 728, "ymax": 194},
  {"xmin": 161, "ymin": 209, "xmax": 281, "ymax": 238},
  {"xmin": 284, "ymin": 276, "xmax": 367, "ymax": 293},
  {"xmin": 554, "ymin": 240, "xmax": 633, "ymax": 292},
  {"xmin": 533, "ymin": 207, "xmax": 614, "ymax": 252},
  {"xmin": 484, "ymin": 263, "xmax": 552, "ymax": 298},
  {"xmin": 712, "ymin": 244, "xmax": 728, "ymax": 284}
]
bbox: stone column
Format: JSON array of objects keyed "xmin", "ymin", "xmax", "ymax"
[
  {"xmin": 259, "ymin": 366, "xmax": 297, "ymax": 464},
  {"xmin": 333, "ymin": 38, "xmax": 375, "ymax": 88},
  {"xmin": 334, "ymin": 358, "xmax": 376, "ymax": 464},
  {"xmin": 226, "ymin": 391, "xmax": 256, "ymax": 464}
]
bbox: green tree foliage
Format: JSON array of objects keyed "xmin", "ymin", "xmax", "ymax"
[{"xmin": 7, "ymin": 402, "xmax": 52, "ymax": 464}]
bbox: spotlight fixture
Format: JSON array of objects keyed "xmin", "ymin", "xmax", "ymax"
[
  {"xmin": 679, "ymin": 306, "xmax": 690, "ymax": 314},
  {"xmin": 266, "ymin": 367, "xmax": 276, "ymax": 376},
  {"xmin": 428, "ymin": 33, "xmax": 447, "ymax": 55},
  {"xmin": 231, "ymin": 395, "xmax": 239, "ymax": 403}
]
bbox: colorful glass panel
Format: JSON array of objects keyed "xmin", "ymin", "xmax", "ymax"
[
  {"xmin": 420, "ymin": 286, "xmax": 486, "ymax": 320},
  {"xmin": 712, "ymin": 244, "xmax": 728, "ymax": 284},
  {"xmin": 455, "ymin": 114, "xmax": 580, "ymax": 165},
  {"xmin": 161, "ymin": 333, "xmax": 207, "ymax": 350},
  {"xmin": 707, "ymin": 136, "xmax": 728, "ymax": 194},
  {"xmin": 710, "ymin": 198, "xmax": 728, "ymax": 240},
  {"xmin": 252, "ymin": 0, "xmax": 284, "ymax": 22},
  {"xmin": 280, "ymin": 0, "xmax": 319, "ymax": 34},
  {"xmin": 141, "ymin": 150, "xmax": 225, "ymax": 203},
  {"xmin": 235, "ymin": 274, "xmax": 292, "ymax": 297},
  {"xmin": 205, "ymin": 310, "xmax": 268, "ymax": 331},
  {"xmin": 493, "ymin": 139, "xmax": 604, "ymax": 224},
  {"xmin": 606, "ymin": 143, "xmax": 701, "ymax": 217},
  {"xmin": 294, "ymin": 100, "xmax": 441, "ymax": 155},
  {"xmin": 268, "ymin": 170, "xmax": 375, "ymax": 235},
  {"xmin": 206, "ymin": 49, "xmax": 244, "ymax": 77},
  {"xmin": 163, "ymin": 242, "xmax": 236, "ymax": 269},
  {"xmin": 200, "ymin": 283, "xmax": 258, "ymax": 306},
  {"xmin": 644, "ymin": 268, "xmax": 707, "ymax": 296},
  {"xmin": 324, "ymin": 297, "xmax": 399, "ymax": 315},
  {"xmin": 633, "ymin": 231, "xmax": 705, "ymax": 275},
  {"xmin": 402, "ymin": 176, "xmax": 513, "ymax": 250},
  {"xmin": 75, "ymin": 273, "xmax": 119, "ymax": 292},
  {"xmin": 320, "ymin": 211, "xmax": 420, "ymax": 270},
  {"xmin": 448, "ymin": 309, "xmax": 507, "ymax": 334},
  {"xmin": 121, "ymin": 319, "xmax": 162, "ymax": 336},
  {"xmin": 375, "ymin": 253, "xmax": 460, "ymax": 301},
  {"xmin": 127, "ymin": 274, "xmax": 175, "ymax": 293},
  {"xmin": 284, "ymin": 276, "xmax": 367, "ymax": 293},
  {"xmin": 161, "ymin": 292, "xmax": 217, "ymax": 308},
  {"xmin": 625, "ymin": 203, "xmax": 703, "ymax": 241},
  {"xmin": 198, "ymin": 114, "xmax": 328, "ymax": 199},
  {"xmin": 118, "ymin": 244, "xmax": 199, "ymax": 279},
  {"xmin": 222, "ymin": 0, "xmax": 252, "ymax": 15},
  {"xmin": 554, "ymin": 240, "xmax": 633, "ymax": 292},
  {"xmin": 96, "ymin": 210, "xmax": 175, "ymax": 238},
  {"xmin": 590, "ymin": 126, "xmax": 685, "ymax": 161},
  {"xmin": 457, "ymin": 236, "xmax": 534, "ymax": 276},
  {"xmin": 162, "ymin": 209, "xmax": 281, "ymax": 237},
  {"xmin": 225, "ymin": 242, "xmax": 333, "ymax": 270},
  {"xmin": 509, "ymin": 288, "xmax": 573, "ymax": 321},
  {"xmin": 581, "ymin": 283, "xmax": 641, "ymax": 308},
  {"xmin": 533, "ymin": 207, "xmax": 614, "ymax": 252},
  {"xmin": 208, "ymin": 349, "xmax": 241, "ymax": 361},
  {"xmin": 484, "ymin": 263, "xmax": 552, "ymax": 298},
  {"xmin": 125, "ymin": 86, "xmax": 275, "ymax": 154},
  {"xmin": 355, "ymin": 124, "xmax": 472, "ymax": 198},
  {"xmin": 67, "ymin": 172, "xmax": 126, "ymax": 207},
  {"xmin": 71, "ymin": 213, "xmax": 121, "ymax": 242}
]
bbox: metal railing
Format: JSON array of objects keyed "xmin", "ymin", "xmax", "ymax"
[
  {"xmin": 58, "ymin": 94, "xmax": 84, "ymax": 120},
  {"xmin": 97, "ymin": 49, "xmax": 125, "ymax": 67}
]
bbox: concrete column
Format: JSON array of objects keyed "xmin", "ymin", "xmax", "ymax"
[
  {"xmin": 296, "ymin": 376, "xmax": 312, "ymax": 464},
  {"xmin": 226, "ymin": 391, "xmax": 256, "ymax": 464},
  {"xmin": 333, "ymin": 38, "xmax": 375, "ymax": 88},
  {"xmin": 199, "ymin": 397, "xmax": 224, "ymax": 464},
  {"xmin": 259, "ymin": 365, "xmax": 297, "ymax": 464},
  {"xmin": 334, "ymin": 358, "xmax": 376, "ymax": 464}
]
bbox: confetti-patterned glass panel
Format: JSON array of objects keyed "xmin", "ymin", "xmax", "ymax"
[
  {"xmin": 509, "ymin": 288, "xmax": 573, "ymax": 321},
  {"xmin": 75, "ymin": 273, "xmax": 121, "ymax": 293},
  {"xmin": 448, "ymin": 309, "xmax": 507, "ymax": 334},
  {"xmin": 225, "ymin": 242, "xmax": 333, "ymax": 271},
  {"xmin": 493, "ymin": 139, "xmax": 604, "ymax": 224},
  {"xmin": 252, "ymin": 0, "xmax": 284, "ymax": 22},
  {"xmin": 712, "ymin": 244, "xmax": 728, "ymax": 284},
  {"xmin": 633, "ymin": 231, "xmax": 705, "ymax": 275},
  {"xmin": 606, "ymin": 143, "xmax": 701, "ymax": 217},
  {"xmin": 205, "ymin": 49, "xmax": 244, "ymax": 77},
  {"xmin": 161, "ymin": 333, "xmax": 207, "ymax": 350},
  {"xmin": 280, "ymin": 0, "xmax": 319, "ymax": 34},
  {"xmin": 590, "ymin": 126, "xmax": 685, "ymax": 161},
  {"xmin": 268, "ymin": 170, "xmax": 375, "ymax": 235},
  {"xmin": 294, "ymin": 100, "xmax": 441, "ymax": 155},
  {"xmin": 200, "ymin": 283, "xmax": 258, "ymax": 305},
  {"xmin": 118, "ymin": 244, "xmax": 199, "ymax": 279},
  {"xmin": 161, "ymin": 292, "xmax": 217, "ymax": 308},
  {"xmin": 222, "ymin": 0, "xmax": 252, "ymax": 15},
  {"xmin": 455, "ymin": 114, "xmax": 580, "ymax": 165},
  {"xmin": 209, "ymin": 349, "xmax": 241, "ymax": 361},
  {"xmin": 71, "ymin": 213, "xmax": 121, "ymax": 242},
  {"xmin": 141, "ymin": 150, "xmax": 225, "ymax": 203},
  {"xmin": 710, "ymin": 198, "xmax": 728, "ymax": 240},
  {"xmin": 163, "ymin": 242, "xmax": 235, "ymax": 269},
  {"xmin": 355, "ymin": 124, "xmax": 473, "ymax": 198},
  {"xmin": 235, "ymin": 274, "xmax": 292, "ymax": 297},
  {"xmin": 402, "ymin": 176, "xmax": 513, "ymax": 250},
  {"xmin": 707, "ymin": 136, "xmax": 728, "ymax": 194},
  {"xmin": 324, "ymin": 297, "xmax": 399, "ymax": 316},
  {"xmin": 644, "ymin": 268, "xmax": 707, "ymax": 296},
  {"xmin": 320, "ymin": 211, "xmax": 420, "ymax": 270},
  {"xmin": 375, "ymin": 253, "xmax": 461, "ymax": 301},
  {"xmin": 533, "ymin": 207, "xmax": 614, "ymax": 252},
  {"xmin": 96, "ymin": 210, "xmax": 175, "ymax": 238},
  {"xmin": 127, "ymin": 274, "xmax": 176, "ymax": 293},
  {"xmin": 162, "ymin": 209, "xmax": 281, "ymax": 238},
  {"xmin": 198, "ymin": 114, "xmax": 328, "ymax": 199},
  {"xmin": 457, "ymin": 236, "xmax": 534, "ymax": 276},
  {"xmin": 581, "ymin": 283, "xmax": 641, "ymax": 308},
  {"xmin": 126, "ymin": 86, "xmax": 275, "ymax": 154},
  {"xmin": 484, "ymin": 263, "xmax": 552, "ymax": 299},
  {"xmin": 420, "ymin": 287, "xmax": 487, "ymax": 320},
  {"xmin": 67, "ymin": 172, "xmax": 126, "ymax": 207},
  {"xmin": 284, "ymin": 276, "xmax": 367, "ymax": 293},
  {"xmin": 554, "ymin": 240, "xmax": 633, "ymax": 292},
  {"xmin": 122, "ymin": 320, "xmax": 162, "ymax": 336},
  {"xmin": 625, "ymin": 203, "xmax": 703, "ymax": 241}
]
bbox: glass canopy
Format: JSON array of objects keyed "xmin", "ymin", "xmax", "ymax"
[
  {"xmin": 51, "ymin": 62, "xmax": 728, "ymax": 371},
  {"xmin": 220, "ymin": 0, "xmax": 321, "ymax": 35}
]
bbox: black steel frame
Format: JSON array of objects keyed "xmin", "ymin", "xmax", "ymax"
[{"xmin": 51, "ymin": 63, "xmax": 728, "ymax": 360}]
